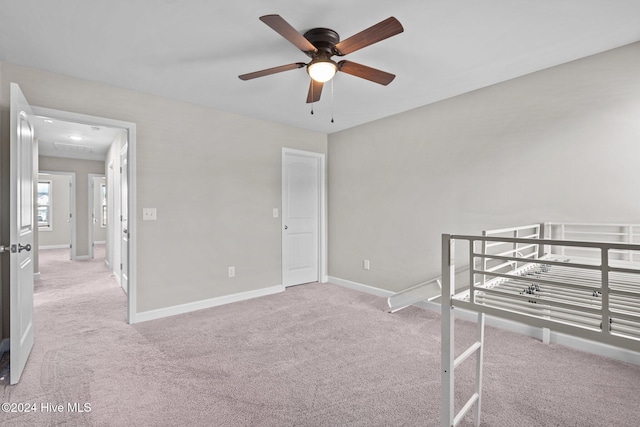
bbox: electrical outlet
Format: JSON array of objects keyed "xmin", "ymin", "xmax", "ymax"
[
  {"xmin": 228, "ymin": 266, "xmax": 235, "ymax": 278},
  {"xmin": 363, "ymin": 259, "xmax": 370, "ymax": 270}
]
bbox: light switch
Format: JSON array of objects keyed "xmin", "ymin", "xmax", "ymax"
[{"xmin": 143, "ymin": 208, "xmax": 157, "ymax": 221}]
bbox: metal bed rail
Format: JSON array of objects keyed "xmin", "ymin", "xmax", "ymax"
[
  {"xmin": 441, "ymin": 232, "xmax": 640, "ymax": 427},
  {"xmin": 545, "ymin": 222, "xmax": 640, "ymax": 263}
]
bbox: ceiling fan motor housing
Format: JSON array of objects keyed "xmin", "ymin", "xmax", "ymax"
[{"xmin": 303, "ymin": 28, "xmax": 340, "ymax": 56}]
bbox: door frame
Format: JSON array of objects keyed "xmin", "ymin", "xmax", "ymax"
[
  {"xmin": 88, "ymin": 173, "xmax": 106, "ymax": 259},
  {"xmin": 31, "ymin": 106, "xmax": 137, "ymax": 324},
  {"xmin": 281, "ymin": 148, "xmax": 327, "ymax": 286}
]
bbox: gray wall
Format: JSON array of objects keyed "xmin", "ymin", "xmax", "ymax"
[
  {"xmin": 328, "ymin": 42, "xmax": 640, "ymax": 292},
  {"xmin": 0, "ymin": 61, "xmax": 327, "ymax": 325}
]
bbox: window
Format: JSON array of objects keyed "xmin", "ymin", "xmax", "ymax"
[
  {"xmin": 38, "ymin": 180, "xmax": 53, "ymax": 230},
  {"xmin": 100, "ymin": 183, "xmax": 107, "ymax": 228}
]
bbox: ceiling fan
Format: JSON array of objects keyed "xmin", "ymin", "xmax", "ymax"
[{"xmin": 239, "ymin": 15, "xmax": 404, "ymax": 103}]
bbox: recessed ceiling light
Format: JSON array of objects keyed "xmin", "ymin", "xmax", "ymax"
[
  {"xmin": 43, "ymin": 119, "xmax": 53, "ymax": 123},
  {"xmin": 69, "ymin": 135, "xmax": 83, "ymax": 141}
]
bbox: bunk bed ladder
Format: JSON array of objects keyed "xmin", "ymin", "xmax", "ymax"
[{"xmin": 442, "ymin": 235, "xmax": 486, "ymax": 427}]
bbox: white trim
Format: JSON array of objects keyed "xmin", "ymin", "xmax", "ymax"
[
  {"xmin": 328, "ymin": 276, "xmax": 395, "ymax": 298},
  {"xmin": 94, "ymin": 240, "xmax": 106, "ymax": 245},
  {"xmin": 126, "ymin": 129, "xmax": 137, "ymax": 325},
  {"xmin": 135, "ymin": 285, "xmax": 285, "ymax": 323},
  {"xmin": 74, "ymin": 255, "xmax": 91, "ymax": 261},
  {"xmin": 33, "ymin": 272, "xmax": 41, "ymax": 281},
  {"xmin": 329, "ymin": 276, "xmax": 640, "ymax": 366},
  {"xmin": 39, "ymin": 244, "xmax": 71, "ymax": 250},
  {"xmin": 282, "ymin": 148, "xmax": 327, "ymax": 286},
  {"xmin": 88, "ymin": 173, "xmax": 105, "ymax": 259}
]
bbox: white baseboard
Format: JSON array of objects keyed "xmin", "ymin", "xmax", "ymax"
[
  {"xmin": 134, "ymin": 284, "xmax": 285, "ymax": 323},
  {"xmin": 328, "ymin": 276, "xmax": 395, "ymax": 298},
  {"xmin": 39, "ymin": 244, "xmax": 70, "ymax": 250},
  {"xmin": 73, "ymin": 255, "xmax": 90, "ymax": 261},
  {"xmin": 329, "ymin": 276, "xmax": 640, "ymax": 366},
  {"xmin": 34, "ymin": 272, "xmax": 41, "ymax": 281},
  {"xmin": 94, "ymin": 241, "xmax": 106, "ymax": 245}
]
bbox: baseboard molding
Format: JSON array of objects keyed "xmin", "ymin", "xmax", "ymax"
[
  {"xmin": 34, "ymin": 272, "xmax": 41, "ymax": 281},
  {"xmin": 39, "ymin": 244, "xmax": 70, "ymax": 250},
  {"xmin": 94, "ymin": 240, "xmax": 106, "ymax": 245},
  {"xmin": 73, "ymin": 255, "xmax": 90, "ymax": 261},
  {"xmin": 329, "ymin": 276, "xmax": 640, "ymax": 366},
  {"xmin": 134, "ymin": 284, "xmax": 285, "ymax": 324},
  {"xmin": 328, "ymin": 276, "xmax": 395, "ymax": 298}
]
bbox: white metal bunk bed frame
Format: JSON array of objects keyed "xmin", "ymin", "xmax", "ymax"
[{"xmin": 441, "ymin": 223, "xmax": 640, "ymax": 427}]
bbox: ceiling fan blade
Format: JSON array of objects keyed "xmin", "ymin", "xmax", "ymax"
[
  {"xmin": 259, "ymin": 15, "xmax": 318, "ymax": 54},
  {"xmin": 338, "ymin": 61, "xmax": 395, "ymax": 85},
  {"xmin": 239, "ymin": 62, "xmax": 305, "ymax": 80},
  {"xmin": 306, "ymin": 79, "xmax": 324, "ymax": 103},
  {"xmin": 335, "ymin": 17, "xmax": 403, "ymax": 56}
]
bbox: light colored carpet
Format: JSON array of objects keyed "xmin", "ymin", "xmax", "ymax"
[{"xmin": 1, "ymin": 247, "xmax": 639, "ymax": 426}]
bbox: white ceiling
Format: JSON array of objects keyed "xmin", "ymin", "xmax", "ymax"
[
  {"xmin": 2, "ymin": 1, "xmax": 640, "ymax": 136},
  {"xmin": 33, "ymin": 115, "xmax": 124, "ymax": 161}
]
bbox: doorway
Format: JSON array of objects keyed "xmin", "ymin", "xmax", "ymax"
[
  {"xmin": 36, "ymin": 171, "xmax": 75, "ymax": 271},
  {"xmin": 31, "ymin": 105, "xmax": 137, "ymax": 324},
  {"xmin": 88, "ymin": 174, "xmax": 107, "ymax": 261}
]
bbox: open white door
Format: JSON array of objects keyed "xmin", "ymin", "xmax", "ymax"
[
  {"xmin": 282, "ymin": 149, "xmax": 323, "ymax": 287},
  {"xmin": 8, "ymin": 83, "xmax": 36, "ymax": 384}
]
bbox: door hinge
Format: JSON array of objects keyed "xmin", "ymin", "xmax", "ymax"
[{"xmin": 120, "ymin": 263, "xmax": 123, "ymax": 270}]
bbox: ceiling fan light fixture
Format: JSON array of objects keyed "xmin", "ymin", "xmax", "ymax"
[{"xmin": 307, "ymin": 58, "xmax": 337, "ymax": 83}]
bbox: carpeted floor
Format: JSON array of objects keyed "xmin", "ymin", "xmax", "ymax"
[{"xmin": 1, "ymin": 247, "xmax": 639, "ymax": 426}]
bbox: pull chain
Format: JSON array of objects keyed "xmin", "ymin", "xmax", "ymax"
[
  {"xmin": 330, "ymin": 78, "xmax": 334, "ymax": 123},
  {"xmin": 310, "ymin": 81, "xmax": 314, "ymax": 115}
]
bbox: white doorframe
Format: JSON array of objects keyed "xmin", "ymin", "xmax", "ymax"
[
  {"xmin": 106, "ymin": 160, "xmax": 115, "ymax": 270},
  {"xmin": 281, "ymin": 148, "xmax": 327, "ymax": 286},
  {"xmin": 30, "ymin": 106, "xmax": 137, "ymax": 324},
  {"xmin": 88, "ymin": 173, "xmax": 105, "ymax": 259}
]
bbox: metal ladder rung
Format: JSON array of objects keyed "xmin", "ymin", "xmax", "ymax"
[
  {"xmin": 454, "ymin": 393, "xmax": 480, "ymax": 427},
  {"xmin": 454, "ymin": 341, "xmax": 482, "ymax": 368}
]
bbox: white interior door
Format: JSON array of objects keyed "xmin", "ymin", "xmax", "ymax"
[
  {"xmin": 120, "ymin": 147, "xmax": 129, "ymax": 293},
  {"xmin": 8, "ymin": 83, "xmax": 36, "ymax": 384},
  {"xmin": 282, "ymin": 150, "xmax": 321, "ymax": 287}
]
